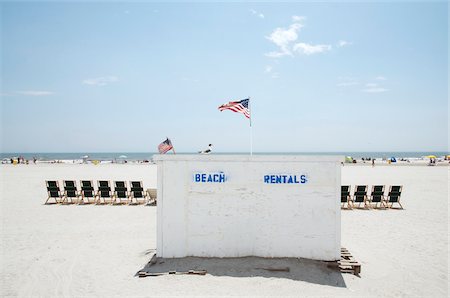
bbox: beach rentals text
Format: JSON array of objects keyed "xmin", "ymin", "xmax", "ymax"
[{"xmin": 193, "ymin": 172, "xmax": 308, "ymax": 184}]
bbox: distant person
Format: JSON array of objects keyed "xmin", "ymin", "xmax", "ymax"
[
  {"xmin": 372, "ymin": 159, "xmax": 375, "ymax": 167},
  {"xmin": 429, "ymin": 157, "xmax": 436, "ymax": 165},
  {"xmin": 199, "ymin": 144, "xmax": 213, "ymax": 154}
]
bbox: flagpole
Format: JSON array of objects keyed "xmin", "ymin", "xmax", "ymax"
[{"xmin": 249, "ymin": 96, "xmax": 252, "ymax": 156}]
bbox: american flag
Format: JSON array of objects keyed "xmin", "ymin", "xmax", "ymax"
[
  {"xmin": 218, "ymin": 98, "xmax": 250, "ymax": 119},
  {"xmin": 158, "ymin": 138, "xmax": 173, "ymax": 154}
]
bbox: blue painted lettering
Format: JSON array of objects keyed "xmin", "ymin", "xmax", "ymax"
[
  {"xmin": 219, "ymin": 173, "xmax": 225, "ymax": 182},
  {"xmin": 301, "ymin": 175, "xmax": 307, "ymax": 183},
  {"xmin": 264, "ymin": 174, "xmax": 308, "ymax": 184},
  {"xmin": 194, "ymin": 172, "xmax": 227, "ymax": 183}
]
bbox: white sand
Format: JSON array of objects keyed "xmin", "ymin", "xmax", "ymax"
[{"xmin": 0, "ymin": 163, "xmax": 448, "ymax": 297}]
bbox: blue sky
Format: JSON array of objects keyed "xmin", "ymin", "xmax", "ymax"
[{"xmin": 1, "ymin": 2, "xmax": 448, "ymax": 153}]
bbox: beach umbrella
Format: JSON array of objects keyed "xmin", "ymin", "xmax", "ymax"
[
  {"xmin": 119, "ymin": 155, "xmax": 127, "ymax": 158},
  {"xmin": 426, "ymin": 155, "xmax": 436, "ymax": 159},
  {"xmin": 82, "ymin": 155, "xmax": 89, "ymax": 158}
]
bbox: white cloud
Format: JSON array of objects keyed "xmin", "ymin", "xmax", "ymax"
[
  {"xmin": 250, "ymin": 9, "xmax": 264, "ymax": 19},
  {"xmin": 271, "ymin": 72, "xmax": 279, "ymax": 79},
  {"xmin": 293, "ymin": 43, "xmax": 331, "ymax": 55},
  {"xmin": 265, "ymin": 22, "xmax": 303, "ymax": 57},
  {"xmin": 264, "ymin": 65, "xmax": 272, "ymax": 73},
  {"xmin": 83, "ymin": 76, "xmax": 119, "ymax": 86},
  {"xmin": 362, "ymin": 83, "xmax": 388, "ymax": 93},
  {"xmin": 265, "ymin": 16, "xmax": 333, "ymax": 57},
  {"xmin": 337, "ymin": 40, "xmax": 352, "ymax": 48},
  {"xmin": 365, "ymin": 83, "xmax": 378, "ymax": 87},
  {"xmin": 16, "ymin": 90, "xmax": 54, "ymax": 96},
  {"xmin": 337, "ymin": 82, "xmax": 358, "ymax": 87},
  {"xmin": 292, "ymin": 15, "xmax": 305, "ymax": 22},
  {"xmin": 375, "ymin": 76, "xmax": 387, "ymax": 80},
  {"xmin": 336, "ymin": 77, "xmax": 358, "ymax": 87},
  {"xmin": 337, "ymin": 77, "xmax": 388, "ymax": 92},
  {"xmin": 362, "ymin": 87, "xmax": 389, "ymax": 93}
]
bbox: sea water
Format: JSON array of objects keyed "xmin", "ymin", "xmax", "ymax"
[{"xmin": 0, "ymin": 151, "xmax": 448, "ymax": 162}]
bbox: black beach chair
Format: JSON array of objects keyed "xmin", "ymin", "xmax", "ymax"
[
  {"xmin": 341, "ymin": 185, "xmax": 352, "ymax": 209},
  {"xmin": 45, "ymin": 180, "xmax": 62, "ymax": 204},
  {"xmin": 95, "ymin": 180, "xmax": 112, "ymax": 204},
  {"xmin": 80, "ymin": 180, "xmax": 95, "ymax": 204},
  {"xmin": 146, "ymin": 188, "xmax": 157, "ymax": 206},
  {"xmin": 62, "ymin": 180, "xmax": 79, "ymax": 204},
  {"xmin": 369, "ymin": 185, "xmax": 386, "ymax": 208},
  {"xmin": 129, "ymin": 181, "xmax": 148, "ymax": 205},
  {"xmin": 385, "ymin": 185, "xmax": 403, "ymax": 209},
  {"xmin": 351, "ymin": 185, "xmax": 369, "ymax": 209},
  {"xmin": 112, "ymin": 181, "xmax": 129, "ymax": 205}
]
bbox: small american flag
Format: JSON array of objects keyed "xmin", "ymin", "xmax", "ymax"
[
  {"xmin": 218, "ymin": 98, "xmax": 250, "ymax": 119},
  {"xmin": 158, "ymin": 138, "xmax": 173, "ymax": 154}
]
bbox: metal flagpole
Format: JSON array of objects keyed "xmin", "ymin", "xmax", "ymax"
[{"xmin": 249, "ymin": 97, "xmax": 252, "ymax": 156}]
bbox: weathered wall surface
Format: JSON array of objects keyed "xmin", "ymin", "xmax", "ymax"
[{"xmin": 153, "ymin": 155, "xmax": 341, "ymax": 261}]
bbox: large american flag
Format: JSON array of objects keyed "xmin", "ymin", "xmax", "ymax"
[
  {"xmin": 218, "ymin": 98, "xmax": 250, "ymax": 119},
  {"xmin": 158, "ymin": 138, "xmax": 173, "ymax": 154}
]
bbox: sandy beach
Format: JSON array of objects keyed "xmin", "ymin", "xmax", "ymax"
[{"xmin": 0, "ymin": 163, "xmax": 448, "ymax": 297}]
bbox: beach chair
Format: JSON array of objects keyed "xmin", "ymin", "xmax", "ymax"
[
  {"xmin": 45, "ymin": 180, "xmax": 62, "ymax": 204},
  {"xmin": 62, "ymin": 180, "xmax": 79, "ymax": 204},
  {"xmin": 146, "ymin": 188, "xmax": 157, "ymax": 206},
  {"xmin": 369, "ymin": 185, "xmax": 386, "ymax": 208},
  {"xmin": 80, "ymin": 180, "xmax": 95, "ymax": 204},
  {"xmin": 351, "ymin": 185, "xmax": 369, "ymax": 209},
  {"xmin": 341, "ymin": 185, "xmax": 352, "ymax": 209},
  {"xmin": 95, "ymin": 180, "xmax": 113, "ymax": 204},
  {"xmin": 385, "ymin": 185, "xmax": 403, "ymax": 209},
  {"xmin": 112, "ymin": 181, "xmax": 129, "ymax": 205},
  {"xmin": 129, "ymin": 181, "xmax": 148, "ymax": 205}
]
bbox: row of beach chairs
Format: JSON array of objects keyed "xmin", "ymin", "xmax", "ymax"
[
  {"xmin": 341, "ymin": 185, "xmax": 403, "ymax": 209},
  {"xmin": 45, "ymin": 180, "xmax": 157, "ymax": 205}
]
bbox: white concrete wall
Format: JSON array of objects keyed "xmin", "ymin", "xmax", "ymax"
[{"xmin": 153, "ymin": 155, "xmax": 342, "ymax": 261}]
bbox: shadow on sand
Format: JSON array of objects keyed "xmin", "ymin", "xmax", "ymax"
[{"xmin": 136, "ymin": 252, "xmax": 346, "ymax": 288}]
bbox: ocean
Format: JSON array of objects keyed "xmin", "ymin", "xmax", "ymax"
[{"xmin": 0, "ymin": 152, "xmax": 448, "ymax": 162}]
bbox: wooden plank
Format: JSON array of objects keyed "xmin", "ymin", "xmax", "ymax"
[{"xmin": 138, "ymin": 270, "xmax": 207, "ymax": 277}]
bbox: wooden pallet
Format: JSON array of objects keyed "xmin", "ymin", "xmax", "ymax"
[{"xmin": 338, "ymin": 247, "xmax": 361, "ymax": 275}]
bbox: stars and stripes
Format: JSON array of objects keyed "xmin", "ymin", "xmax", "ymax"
[
  {"xmin": 158, "ymin": 138, "xmax": 173, "ymax": 154},
  {"xmin": 218, "ymin": 98, "xmax": 250, "ymax": 119}
]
